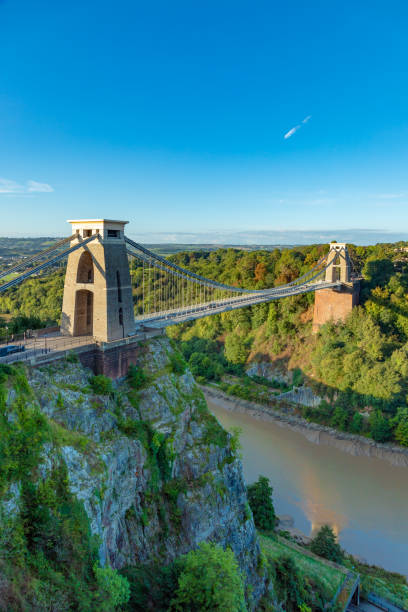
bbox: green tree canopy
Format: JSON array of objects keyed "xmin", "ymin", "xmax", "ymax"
[
  {"xmin": 310, "ymin": 525, "xmax": 343, "ymax": 564},
  {"xmin": 169, "ymin": 542, "xmax": 246, "ymax": 612}
]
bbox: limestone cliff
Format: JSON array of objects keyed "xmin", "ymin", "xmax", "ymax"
[{"xmin": 2, "ymin": 338, "xmax": 265, "ymax": 608}]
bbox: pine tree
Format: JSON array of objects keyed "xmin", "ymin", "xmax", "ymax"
[
  {"xmin": 310, "ymin": 525, "xmax": 343, "ymax": 564},
  {"xmin": 247, "ymin": 476, "xmax": 276, "ymax": 531}
]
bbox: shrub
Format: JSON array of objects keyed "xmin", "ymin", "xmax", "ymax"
[
  {"xmin": 121, "ymin": 562, "xmax": 182, "ymax": 611},
  {"xmin": 89, "ymin": 375, "xmax": 113, "ymax": 395},
  {"xmin": 127, "ymin": 364, "xmax": 147, "ymax": 390},
  {"xmin": 247, "ymin": 476, "xmax": 276, "ymax": 531},
  {"xmin": 273, "ymin": 556, "xmax": 308, "ymax": 611},
  {"xmin": 292, "ymin": 368, "xmax": 304, "ymax": 387},
  {"xmin": 169, "ymin": 352, "xmax": 186, "ymax": 375}
]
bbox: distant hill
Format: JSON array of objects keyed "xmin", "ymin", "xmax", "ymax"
[{"xmin": 0, "ymin": 237, "xmax": 296, "ymax": 261}]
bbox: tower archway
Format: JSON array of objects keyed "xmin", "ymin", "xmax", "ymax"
[
  {"xmin": 74, "ymin": 289, "xmax": 93, "ymax": 336},
  {"xmin": 76, "ymin": 251, "xmax": 94, "ymax": 283}
]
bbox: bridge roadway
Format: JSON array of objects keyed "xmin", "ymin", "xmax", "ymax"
[
  {"xmin": 135, "ymin": 279, "xmax": 343, "ymax": 328},
  {"xmin": 0, "ymin": 280, "xmax": 342, "ymax": 365},
  {"xmin": 0, "ymin": 327, "xmax": 165, "ymax": 366}
]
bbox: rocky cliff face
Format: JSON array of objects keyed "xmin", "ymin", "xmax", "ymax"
[{"xmin": 5, "ymin": 338, "xmax": 265, "ymax": 607}]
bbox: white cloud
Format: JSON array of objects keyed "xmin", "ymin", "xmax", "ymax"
[
  {"xmin": 284, "ymin": 115, "xmax": 312, "ymax": 139},
  {"xmin": 27, "ymin": 180, "xmax": 54, "ymax": 193},
  {"xmin": 0, "ymin": 178, "xmax": 24, "ymax": 193},
  {"xmin": 284, "ymin": 126, "xmax": 300, "ymax": 139},
  {"xmin": 126, "ymin": 228, "xmax": 408, "ymax": 246},
  {"xmin": 375, "ymin": 193, "xmax": 405, "ymax": 199},
  {"xmin": 0, "ymin": 177, "xmax": 54, "ymax": 195}
]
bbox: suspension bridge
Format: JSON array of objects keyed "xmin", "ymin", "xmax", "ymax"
[{"xmin": 0, "ymin": 219, "xmax": 360, "ymax": 374}]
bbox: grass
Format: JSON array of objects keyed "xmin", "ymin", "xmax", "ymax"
[
  {"xmin": 349, "ymin": 559, "xmax": 408, "ymax": 609},
  {"xmin": 261, "ymin": 534, "xmax": 408, "ymax": 609},
  {"xmin": 0, "ymin": 272, "xmax": 20, "ymax": 283},
  {"xmin": 259, "ymin": 533, "xmax": 347, "ymax": 599}
]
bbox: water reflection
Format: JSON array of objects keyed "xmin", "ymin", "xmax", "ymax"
[{"xmin": 208, "ymin": 400, "xmax": 408, "ymax": 575}]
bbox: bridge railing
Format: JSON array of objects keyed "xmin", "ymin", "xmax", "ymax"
[
  {"xmin": 366, "ymin": 592, "xmax": 407, "ymax": 612},
  {"xmin": 0, "ymin": 334, "xmax": 96, "ymax": 365}
]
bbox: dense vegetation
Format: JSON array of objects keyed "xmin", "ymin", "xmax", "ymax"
[
  {"xmin": 2, "ymin": 240, "xmax": 408, "ymax": 446},
  {"xmin": 165, "ymin": 243, "xmax": 408, "ymax": 446},
  {"xmin": 0, "ymin": 363, "xmax": 130, "ymax": 610}
]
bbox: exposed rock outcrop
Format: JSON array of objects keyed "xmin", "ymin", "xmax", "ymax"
[
  {"xmin": 5, "ymin": 339, "xmax": 266, "ymax": 607},
  {"xmin": 277, "ymin": 385, "xmax": 321, "ymax": 408},
  {"xmin": 246, "ymin": 361, "xmax": 291, "ymax": 384}
]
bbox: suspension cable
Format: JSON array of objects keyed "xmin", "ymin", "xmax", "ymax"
[
  {"xmin": 0, "ymin": 234, "xmax": 77, "ymax": 280},
  {"xmin": 125, "ymin": 236, "xmax": 340, "ymax": 295},
  {"xmin": 0, "ymin": 234, "xmax": 98, "ymax": 294}
]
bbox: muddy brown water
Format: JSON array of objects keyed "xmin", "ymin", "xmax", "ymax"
[{"xmin": 208, "ymin": 400, "xmax": 408, "ymax": 576}]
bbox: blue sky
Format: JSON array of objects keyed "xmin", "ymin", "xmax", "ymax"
[{"xmin": 1, "ymin": 0, "xmax": 408, "ymax": 243}]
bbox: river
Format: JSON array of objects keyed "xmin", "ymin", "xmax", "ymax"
[{"xmin": 208, "ymin": 400, "xmax": 408, "ymax": 576}]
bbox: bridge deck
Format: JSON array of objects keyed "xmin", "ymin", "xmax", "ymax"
[
  {"xmin": 135, "ymin": 280, "xmax": 343, "ymax": 328},
  {"xmin": 0, "ymin": 328, "xmax": 164, "ymax": 367}
]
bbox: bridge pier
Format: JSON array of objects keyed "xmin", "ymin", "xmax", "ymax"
[
  {"xmin": 77, "ymin": 329, "xmax": 165, "ymax": 379},
  {"xmin": 312, "ymin": 282, "xmax": 360, "ymax": 332},
  {"xmin": 312, "ymin": 243, "xmax": 360, "ymax": 332}
]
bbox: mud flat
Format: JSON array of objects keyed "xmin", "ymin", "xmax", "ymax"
[{"xmin": 202, "ymin": 386, "xmax": 408, "ymax": 468}]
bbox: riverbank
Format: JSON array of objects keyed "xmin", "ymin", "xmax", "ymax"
[{"xmin": 202, "ymin": 386, "xmax": 408, "ymax": 468}]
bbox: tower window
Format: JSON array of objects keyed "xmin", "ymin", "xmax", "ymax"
[
  {"xmin": 83, "ymin": 229, "xmax": 93, "ymax": 238},
  {"xmin": 108, "ymin": 229, "xmax": 120, "ymax": 238},
  {"xmin": 86, "ymin": 292, "xmax": 93, "ymax": 325},
  {"xmin": 119, "ymin": 307, "xmax": 123, "ymax": 326},
  {"xmin": 116, "ymin": 270, "xmax": 122, "ymax": 303}
]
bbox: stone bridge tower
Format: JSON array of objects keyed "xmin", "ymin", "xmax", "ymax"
[
  {"xmin": 312, "ymin": 243, "xmax": 359, "ymax": 332},
  {"xmin": 61, "ymin": 219, "xmax": 136, "ymax": 342}
]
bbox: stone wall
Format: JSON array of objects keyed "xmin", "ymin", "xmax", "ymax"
[{"xmin": 77, "ymin": 332, "xmax": 163, "ymax": 378}]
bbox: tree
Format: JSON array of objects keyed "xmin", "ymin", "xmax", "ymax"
[
  {"xmin": 394, "ymin": 411, "xmax": 408, "ymax": 447},
  {"xmin": 254, "ymin": 262, "xmax": 267, "ymax": 283},
  {"xmin": 349, "ymin": 412, "xmax": 363, "ymax": 434},
  {"xmin": 94, "ymin": 564, "xmax": 130, "ymax": 611},
  {"xmin": 331, "ymin": 406, "xmax": 349, "ymax": 431},
  {"xmin": 369, "ymin": 410, "xmax": 392, "ymax": 443},
  {"xmin": 310, "ymin": 525, "xmax": 343, "ymax": 564},
  {"xmin": 363, "ymin": 258, "xmax": 394, "ymax": 288},
  {"xmin": 169, "ymin": 542, "xmax": 246, "ymax": 611},
  {"xmin": 247, "ymin": 476, "xmax": 276, "ymax": 531},
  {"xmin": 225, "ymin": 333, "xmax": 249, "ymax": 365}
]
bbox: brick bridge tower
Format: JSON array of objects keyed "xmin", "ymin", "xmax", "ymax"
[
  {"xmin": 312, "ymin": 243, "xmax": 359, "ymax": 332},
  {"xmin": 61, "ymin": 219, "xmax": 136, "ymax": 342}
]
